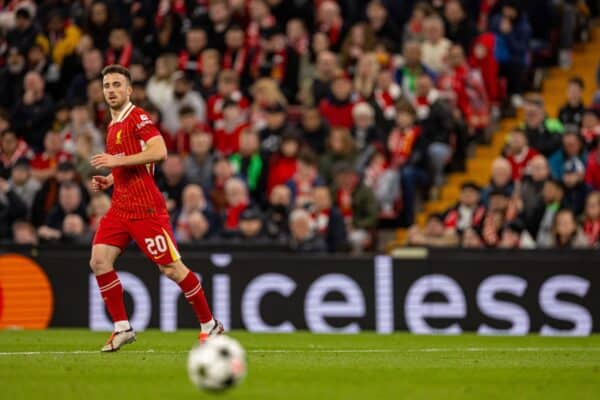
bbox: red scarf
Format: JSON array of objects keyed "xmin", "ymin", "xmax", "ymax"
[
  {"xmin": 336, "ymin": 189, "xmax": 354, "ymax": 219},
  {"xmin": 311, "ymin": 209, "xmax": 331, "ymax": 234},
  {"xmin": 374, "ymin": 83, "xmax": 402, "ymax": 120},
  {"xmin": 225, "ymin": 203, "xmax": 248, "ymax": 230},
  {"xmin": 178, "ymin": 50, "xmax": 203, "ymax": 74},
  {"xmin": 583, "ymin": 219, "xmax": 600, "ymax": 246},
  {"xmin": 0, "ymin": 139, "xmax": 31, "ymax": 167},
  {"xmin": 106, "ymin": 42, "xmax": 133, "ymax": 67},
  {"xmin": 223, "ymin": 48, "xmax": 249, "ymax": 76},
  {"xmin": 387, "ymin": 126, "xmax": 420, "ymax": 166},
  {"xmin": 250, "ymin": 49, "xmax": 287, "ymax": 82}
]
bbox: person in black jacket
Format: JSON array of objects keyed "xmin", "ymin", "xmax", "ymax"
[
  {"xmin": 0, "ymin": 175, "xmax": 28, "ymax": 241},
  {"xmin": 521, "ymin": 94, "xmax": 564, "ymax": 157},
  {"xmin": 310, "ymin": 185, "xmax": 348, "ymax": 252},
  {"xmin": 558, "ymin": 76, "xmax": 586, "ymax": 127},
  {"xmin": 443, "ymin": 0, "xmax": 478, "ymax": 54}
]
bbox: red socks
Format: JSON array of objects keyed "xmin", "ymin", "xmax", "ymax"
[
  {"xmin": 96, "ymin": 270, "xmax": 128, "ymax": 323},
  {"xmin": 178, "ymin": 272, "xmax": 213, "ymax": 324}
]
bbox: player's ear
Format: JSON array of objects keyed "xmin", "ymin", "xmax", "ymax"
[{"xmin": 127, "ymin": 83, "xmax": 133, "ymax": 97}]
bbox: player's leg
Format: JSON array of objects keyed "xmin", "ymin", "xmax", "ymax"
[
  {"xmin": 158, "ymin": 259, "xmax": 223, "ymax": 342},
  {"xmin": 130, "ymin": 214, "xmax": 222, "ymax": 341},
  {"xmin": 91, "ymin": 214, "xmax": 136, "ymax": 352}
]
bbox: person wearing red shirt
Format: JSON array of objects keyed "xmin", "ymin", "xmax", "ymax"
[
  {"xmin": 585, "ymin": 147, "xmax": 600, "ymax": 191},
  {"xmin": 387, "ymin": 101, "xmax": 421, "ymax": 168},
  {"xmin": 89, "ymin": 65, "xmax": 222, "ymax": 352},
  {"xmin": 504, "ymin": 127, "xmax": 539, "ymax": 181},
  {"xmin": 319, "ymin": 75, "xmax": 358, "ymax": 129},
  {"xmin": 267, "ymin": 132, "xmax": 300, "ymax": 195},
  {"xmin": 0, "ymin": 128, "xmax": 32, "ymax": 179},
  {"xmin": 206, "ymin": 70, "xmax": 250, "ymax": 131},
  {"xmin": 213, "ymin": 98, "xmax": 250, "ymax": 156},
  {"xmin": 173, "ymin": 106, "xmax": 210, "ymax": 155},
  {"xmin": 582, "ymin": 192, "xmax": 600, "ymax": 247},
  {"xmin": 30, "ymin": 130, "xmax": 72, "ymax": 182}
]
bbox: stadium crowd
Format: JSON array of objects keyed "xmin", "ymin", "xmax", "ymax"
[{"xmin": 0, "ymin": 0, "xmax": 598, "ymax": 253}]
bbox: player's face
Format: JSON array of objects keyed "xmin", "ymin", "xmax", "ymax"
[{"xmin": 102, "ymin": 73, "xmax": 132, "ymax": 110}]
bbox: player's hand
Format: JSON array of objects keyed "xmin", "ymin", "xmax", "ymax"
[
  {"xmin": 91, "ymin": 175, "xmax": 113, "ymax": 192},
  {"xmin": 91, "ymin": 153, "xmax": 122, "ymax": 169}
]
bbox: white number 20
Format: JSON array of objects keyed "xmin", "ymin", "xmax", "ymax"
[{"xmin": 145, "ymin": 235, "xmax": 167, "ymax": 256}]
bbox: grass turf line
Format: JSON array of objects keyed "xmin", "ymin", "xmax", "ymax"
[{"xmin": 0, "ymin": 330, "xmax": 599, "ymax": 400}]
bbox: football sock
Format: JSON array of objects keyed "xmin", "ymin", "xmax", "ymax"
[
  {"xmin": 178, "ymin": 271, "xmax": 214, "ymax": 325},
  {"xmin": 96, "ymin": 270, "xmax": 130, "ymax": 331}
]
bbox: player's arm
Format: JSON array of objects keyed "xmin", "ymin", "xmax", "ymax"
[
  {"xmin": 91, "ymin": 173, "xmax": 113, "ymax": 192},
  {"xmin": 90, "ymin": 136, "xmax": 167, "ymax": 169}
]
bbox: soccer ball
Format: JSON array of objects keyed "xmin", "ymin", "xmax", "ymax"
[{"xmin": 187, "ymin": 335, "xmax": 247, "ymax": 391}]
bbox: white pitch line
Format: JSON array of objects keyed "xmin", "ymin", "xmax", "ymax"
[{"xmin": 0, "ymin": 347, "xmax": 600, "ymax": 356}]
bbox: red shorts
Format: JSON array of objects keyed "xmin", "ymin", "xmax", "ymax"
[{"xmin": 93, "ymin": 212, "xmax": 181, "ymax": 265}]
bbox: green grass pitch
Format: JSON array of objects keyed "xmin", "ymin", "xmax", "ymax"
[{"xmin": 1, "ymin": 330, "xmax": 599, "ymax": 400}]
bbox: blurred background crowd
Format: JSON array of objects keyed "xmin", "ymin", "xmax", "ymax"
[{"xmin": 0, "ymin": 0, "xmax": 599, "ymax": 252}]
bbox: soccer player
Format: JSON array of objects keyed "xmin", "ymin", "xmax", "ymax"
[{"xmin": 90, "ymin": 65, "xmax": 223, "ymax": 352}]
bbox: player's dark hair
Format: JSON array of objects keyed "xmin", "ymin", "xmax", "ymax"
[{"xmin": 101, "ymin": 65, "xmax": 132, "ymax": 84}]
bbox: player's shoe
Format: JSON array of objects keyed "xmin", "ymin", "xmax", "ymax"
[
  {"xmin": 199, "ymin": 319, "xmax": 224, "ymax": 344},
  {"xmin": 101, "ymin": 328, "xmax": 136, "ymax": 352}
]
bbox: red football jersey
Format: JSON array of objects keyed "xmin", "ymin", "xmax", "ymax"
[{"xmin": 106, "ymin": 102, "xmax": 168, "ymax": 219}]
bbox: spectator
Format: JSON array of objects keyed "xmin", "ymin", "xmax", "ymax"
[
  {"xmin": 541, "ymin": 208, "xmax": 590, "ymax": 249},
  {"xmin": 421, "ymin": 15, "xmax": 451, "ymax": 74},
  {"xmin": 363, "ymin": 150, "xmax": 400, "ymax": 216},
  {"xmin": 585, "ymin": 145, "xmax": 600, "ymax": 191},
  {"xmin": 105, "ymin": 27, "xmax": 140, "ymax": 68},
  {"xmin": 582, "ymin": 192, "xmax": 600, "ymax": 247},
  {"xmin": 504, "ymin": 127, "xmax": 539, "ymax": 181},
  {"xmin": 498, "ymin": 219, "xmax": 536, "ymax": 249},
  {"xmin": 30, "ymin": 130, "xmax": 72, "ymax": 183},
  {"xmin": 207, "ymin": 70, "xmax": 250, "ymax": 131},
  {"xmin": 396, "ymin": 40, "xmax": 436, "ymax": 103},
  {"xmin": 265, "ymin": 184, "xmax": 292, "ymax": 240},
  {"xmin": 45, "ymin": 11, "xmax": 82, "ymax": 67},
  {"xmin": 549, "ymin": 130, "xmax": 587, "ymax": 179},
  {"xmin": 61, "ymin": 213, "xmax": 92, "ymax": 244},
  {"xmin": 87, "ymin": 192, "xmax": 110, "ymax": 233},
  {"xmin": 172, "ymin": 106, "xmax": 206, "ymax": 154},
  {"xmin": 300, "ymin": 107, "xmax": 329, "ymax": 155},
  {"xmin": 233, "ymin": 207, "xmax": 268, "ymax": 242},
  {"xmin": 84, "ymin": 1, "xmax": 114, "ymax": 51},
  {"xmin": 481, "ymin": 157, "xmax": 514, "ymax": 205},
  {"xmin": 6, "ymin": 7, "xmax": 40, "ymax": 53},
  {"xmin": 178, "ymin": 27, "xmax": 208, "ymax": 80},
  {"xmin": 161, "ymin": 72, "xmax": 206, "ymax": 135},
  {"xmin": 174, "ymin": 184, "xmax": 219, "ymax": 242},
  {"xmin": 8, "ymin": 158, "xmax": 40, "ymax": 212},
  {"xmin": 319, "ymin": 74, "xmax": 357, "ymax": 129},
  {"xmin": 0, "ymin": 173, "xmax": 28, "ymax": 240},
  {"xmin": 332, "ymin": 162, "xmax": 378, "ymax": 253},
  {"xmin": 11, "ymin": 220, "xmax": 38, "ymax": 245},
  {"xmin": 519, "ymin": 154, "xmax": 551, "ymax": 220},
  {"xmin": 288, "ymin": 208, "xmax": 327, "ymax": 253},
  {"xmin": 461, "ymin": 227, "xmax": 484, "ymax": 248},
  {"xmin": 213, "ymin": 99, "xmax": 250, "ymax": 156},
  {"xmin": 520, "ymin": 95, "xmax": 564, "ymax": 157},
  {"xmin": 183, "ymin": 210, "xmax": 212, "ymax": 243},
  {"xmin": 260, "ymin": 101, "xmax": 294, "ymax": 154},
  {"xmin": 286, "ymin": 150, "xmax": 324, "ymax": 207},
  {"xmin": 558, "ymin": 77, "xmax": 586, "ymax": 127},
  {"xmin": 223, "ymin": 25, "xmax": 249, "ymax": 86},
  {"xmin": 316, "ymin": 1, "xmax": 346, "ymax": 52},
  {"xmin": 310, "ymin": 185, "xmax": 347, "ymax": 252},
  {"xmin": 407, "ymin": 213, "xmax": 459, "ymax": 247},
  {"xmin": 267, "ymin": 131, "xmax": 300, "ymax": 194},
  {"xmin": 403, "ymin": 2, "xmax": 434, "ymax": 43},
  {"xmin": 414, "ymin": 74, "xmax": 454, "ymax": 188},
  {"xmin": 351, "ymin": 102, "xmax": 382, "ymax": 155},
  {"xmin": 157, "ymin": 154, "xmax": 188, "ymax": 213},
  {"xmin": 387, "ymin": 101, "xmax": 421, "ymax": 170},
  {"xmin": 38, "ymin": 182, "xmax": 87, "ymax": 241},
  {"xmin": 209, "ymin": 156, "xmax": 234, "ymax": 213},
  {"xmin": 372, "ymin": 68, "xmax": 403, "ymax": 131},
  {"xmin": 580, "ymin": 108, "xmax": 600, "ymax": 149},
  {"xmin": 443, "ymin": 182, "xmax": 486, "ymax": 235},
  {"xmin": 529, "ymin": 179, "xmax": 565, "ymax": 243},
  {"xmin": 206, "ymin": 0, "xmax": 233, "ymax": 52},
  {"xmin": 353, "ymin": 52, "xmax": 380, "ymax": 100},
  {"xmin": 61, "ymin": 100, "xmax": 103, "ymax": 156},
  {"xmin": 478, "ymin": 209, "xmax": 506, "ymax": 247},
  {"xmin": 561, "ymin": 158, "xmax": 588, "ymax": 215},
  {"xmin": 489, "ymin": 0, "xmax": 532, "ymax": 100},
  {"xmin": 146, "ymin": 54, "xmax": 179, "ymax": 120},
  {"xmin": 366, "ymin": 0, "xmax": 403, "ymax": 53},
  {"xmin": 305, "ymin": 50, "xmax": 339, "ymax": 107},
  {"xmin": 230, "ymin": 129, "xmax": 268, "ymax": 204},
  {"xmin": 0, "ymin": 47, "xmax": 27, "ymax": 110},
  {"xmin": 72, "ymin": 133, "xmax": 101, "ymax": 181},
  {"xmin": 12, "ymin": 71, "xmax": 55, "ymax": 152},
  {"xmin": 319, "ymin": 126, "xmax": 357, "ymax": 184},
  {"xmin": 0, "ymin": 128, "xmax": 32, "ymax": 179},
  {"xmin": 184, "ymin": 129, "xmax": 216, "ymax": 189},
  {"xmin": 246, "ymin": 0, "xmax": 276, "ymax": 51},
  {"xmin": 443, "ymin": 0, "xmax": 477, "ymax": 53},
  {"xmin": 339, "ymin": 22, "xmax": 376, "ymax": 72},
  {"xmin": 222, "ymin": 177, "xmax": 250, "ymax": 233}
]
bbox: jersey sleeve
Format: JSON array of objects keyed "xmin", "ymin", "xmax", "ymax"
[{"xmin": 133, "ymin": 111, "xmax": 161, "ymax": 142}]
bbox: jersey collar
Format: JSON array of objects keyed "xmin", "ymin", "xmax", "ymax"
[{"xmin": 110, "ymin": 102, "xmax": 135, "ymax": 125}]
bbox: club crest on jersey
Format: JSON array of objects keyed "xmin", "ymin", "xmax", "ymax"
[{"xmin": 116, "ymin": 130, "xmax": 122, "ymax": 144}]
